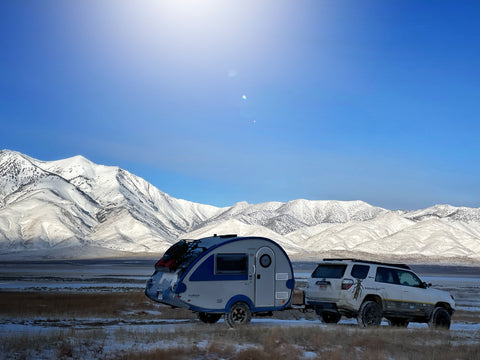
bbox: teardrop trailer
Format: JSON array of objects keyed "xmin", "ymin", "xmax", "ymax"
[{"xmin": 145, "ymin": 234, "xmax": 296, "ymax": 327}]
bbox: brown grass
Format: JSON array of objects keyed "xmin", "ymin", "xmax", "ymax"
[
  {"xmin": 111, "ymin": 326, "xmax": 480, "ymax": 360},
  {"xmin": 2, "ymin": 322, "xmax": 479, "ymax": 360},
  {"xmin": 0, "ymin": 291, "xmax": 196, "ymax": 320}
]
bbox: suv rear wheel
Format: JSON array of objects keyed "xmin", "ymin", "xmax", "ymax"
[
  {"xmin": 321, "ymin": 312, "xmax": 342, "ymax": 324},
  {"xmin": 357, "ymin": 301, "xmax": 382, "ymax": 327},
  {"xmin": 429, "ymin": 307, "xmax": 451, "ymax": 330}
]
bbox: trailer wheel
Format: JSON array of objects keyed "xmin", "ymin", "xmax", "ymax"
[
  {"xmin": 198, "ymin": 312, "xmax": 222, "ymax": 324},
  {"xmin": 225, "ymin": 302, "xmax": 251, "ymax": 327},
  {"xmin": 429, "ymin": 307, "xmax": 451, "ymax": 330},
  {"xmin": 357, "ymin": 301, "xmax": 382, "ymax": 327}
]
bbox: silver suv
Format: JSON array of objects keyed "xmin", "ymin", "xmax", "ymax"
[{"xmin": 305, "ymin": 259, "xmax": 455, "ymax": 328}]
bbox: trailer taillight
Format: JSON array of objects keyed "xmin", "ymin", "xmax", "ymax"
[
  {"xmin": 155, "ymin": 258, "xmax": 179, "ymax": 271},
  {"xmin": 155, "ymin": 259, "xmax": 166, "ymax": 267},
  {"xmin": 341, "ymin": 279, "xmax": 354, "ymax": 290}
]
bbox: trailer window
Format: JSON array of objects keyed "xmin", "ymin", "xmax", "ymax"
[{"xmin": 216, "ymin": 254, "xmax": 248, "ymax": 275}]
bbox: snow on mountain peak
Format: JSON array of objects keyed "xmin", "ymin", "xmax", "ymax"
[{"xmin": 0, "ymin": 150, "xmax": 479, "ymax": 262}]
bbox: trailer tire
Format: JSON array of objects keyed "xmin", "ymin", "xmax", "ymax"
[
  {"xmin": 198, "ymin": 312, "xmax": 222, "ymax": 324},
  {"xmin": 357, "ymin": 301, "xmax": 382, "ymax": 327},
  {"xmin": 429, "ymin": 307, "xmax": 451, "ymax": 330},
  {"xmin": 225, "ymin": 302, "xmax": 251, "ymax": 327}
]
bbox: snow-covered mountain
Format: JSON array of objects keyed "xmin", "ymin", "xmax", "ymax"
[
  {"xmin": 201, "ymin": 199, "xmax": 386, "ymax": 235},
  {"xmin": 0, "ymin": 150, "xmax": 222, "ymax": 255},
  {"xmin": 1, "ymin": 150, "xmax": 479, "ymax": 262}
]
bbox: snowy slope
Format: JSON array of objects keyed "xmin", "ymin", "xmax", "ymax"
[
  {"xmin": 182, "ymin": 219, "xmax": 305, "ymax": 255},
  {"xmin": 0, "ymin": 149, "xmax": 479, "ymax": 262},
  {"xmin": 403, "ymin": 204, "xmax": 480, "ymax": 223},
  {"xmin": 206, "ymin": 199, "xmax": 387, "ymax": 235},
  {"xmin": 287, "ymin": 212, "xmax": 416, "ymax": 250},
  {"xmin": 376, "ymin": 219, "xmax": 480, "ymax": 258},
  {"xmin": 0, "ymin": 150, "xmax": 222, "ymax": 256}
]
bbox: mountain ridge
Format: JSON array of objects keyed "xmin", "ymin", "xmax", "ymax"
[{"xmin": 1, "ymin": 150, "xmax": 479, "ymax": 262}]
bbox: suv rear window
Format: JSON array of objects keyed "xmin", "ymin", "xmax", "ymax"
[
  {"xmin": 312, "ymin": 264, "xmax": 347, "ymax": 279},
  {"xmin": 351, "ymin": 264, "xmax": 370, "ymax": 279}
]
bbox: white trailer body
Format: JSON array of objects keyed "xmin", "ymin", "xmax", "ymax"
[{"xmin": 145, "ymin": 235, "xmax": 294, "ymax": 321}]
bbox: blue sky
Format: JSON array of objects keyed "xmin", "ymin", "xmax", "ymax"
[{"xmin": 1, "ymin": 0, "xmax": 479, "ymax": 210}]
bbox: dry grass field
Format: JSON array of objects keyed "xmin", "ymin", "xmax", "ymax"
[{"xmin": 1, "ymin": 291, "xmax": 479, "ymax": 359}]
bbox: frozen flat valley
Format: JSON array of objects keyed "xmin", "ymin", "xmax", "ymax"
[{"xmin": 1, "ymin": 260, "xmax": 479, "ymax": 318}]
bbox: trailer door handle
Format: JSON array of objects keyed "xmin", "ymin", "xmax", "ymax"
[{"xmin": 257, "ymin": 274, "xmax": 261, "ymax": 279}]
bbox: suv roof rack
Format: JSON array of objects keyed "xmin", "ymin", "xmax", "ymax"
[{"xmin": 322, "ymin": 258, "xmax": 411, "ymax": 270}]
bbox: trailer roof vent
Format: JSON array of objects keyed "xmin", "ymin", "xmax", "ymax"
[{"xmin": 214, "ymin": 234, "xmax": 238, "ymax": 238}]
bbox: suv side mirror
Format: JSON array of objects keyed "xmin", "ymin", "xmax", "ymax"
[{"xmin": 422, "ymin": 282, "xmax": 432, "ymax": 289}]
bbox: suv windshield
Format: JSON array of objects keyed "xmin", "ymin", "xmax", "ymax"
[{"xmin": 312, "ymin": 264, "xmax": 347, "ymax": 278}]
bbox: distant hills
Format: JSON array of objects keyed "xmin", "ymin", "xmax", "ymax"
[{"xmin": 1, "ymin": 150, "xmax": 479, "ymax": 263}]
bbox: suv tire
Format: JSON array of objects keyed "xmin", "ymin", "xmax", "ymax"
[
  {"xmin": 357, "ymin": 301, "xmax": 382, "ymax": 327},
  {"xmin": 429, "ymin": 307, "xmax": 451, "ymax": 330},
  {"xmin": 321, "ymin": 312, "xmax": 342, "ymax": 324}
]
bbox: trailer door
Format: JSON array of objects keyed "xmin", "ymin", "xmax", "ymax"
[{"xmin": 255, "ymin": 247, "xmax": 275, "ymax": 307}]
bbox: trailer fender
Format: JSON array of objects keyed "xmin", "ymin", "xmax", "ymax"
[{"xmin": 226, "ymin": 295, "xmax": 253, "ymax": 313}]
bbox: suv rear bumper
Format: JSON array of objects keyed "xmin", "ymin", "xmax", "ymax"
[
  {"xmin": 307, "ymin": 300, "xmax": 360, "ymax": 317},
  {"xmin": 307, "ymin": 301, "xmax": 338, "ymax": 311}
]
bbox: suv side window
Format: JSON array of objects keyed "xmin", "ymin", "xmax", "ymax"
[
  {"xmin": 375, "ymin": 267, "xmax": 400, "ymax": 284},
  {"xmin": 351, "ymin": 265, "xmax": 369, "ymax": 279},
  {"xmin": 312, "ymin": 264, "xmax": 347, "ymax": 278},
  {"xmin": 397, "ymin": 270, "xmax": 423, "ymax": 287}
]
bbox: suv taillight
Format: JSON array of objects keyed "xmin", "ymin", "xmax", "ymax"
[{"xmin": 341, "ymin": 279, "xmax": 354, "ymax": 290}]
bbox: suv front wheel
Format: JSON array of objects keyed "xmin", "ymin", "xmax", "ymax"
[
  {"xmin": 429, "ymin": 307, "xmax": 451, "ymax": 330},
  {"xmin": 357, "ymin": 301, "xmax": 382, "ymax": 327}
]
